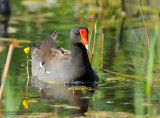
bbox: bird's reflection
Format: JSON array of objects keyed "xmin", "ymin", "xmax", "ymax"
[
  {"xmin": 0, "ymin": 0, "xmax": 11, "ymax": 37},
  {"xmin": 31, "ymin": 78, "xmax": 97, "ymax": 116}
]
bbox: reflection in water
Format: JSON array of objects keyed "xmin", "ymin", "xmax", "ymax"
[
  {"xmin": 31, "ymin": 78, "xmax": 96, "ymax": 116},
  {"xmin": 115, "ymin": 0, "xmax": 126, "ymax": 51},
  {"xmin": 22, "ymin": 0, "xmax": 57, "ymax": 9},
  {"xmin": 0, "ymin": 0, "xmax": 11, "ymax": 37}
]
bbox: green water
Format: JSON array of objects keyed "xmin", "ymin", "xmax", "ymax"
[{"xmin": 0, "ymin": 0, "xmax": 160, "ymax": 117}]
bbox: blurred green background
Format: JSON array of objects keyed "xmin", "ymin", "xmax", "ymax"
[{"xmin": 0, "ymin": 0, "xmax": 160, "ymax": 117}]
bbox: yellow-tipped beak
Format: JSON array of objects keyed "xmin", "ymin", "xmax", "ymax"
[{"xmin": 85, "ymin": 44, "xmax": 88, "ymax": 50}]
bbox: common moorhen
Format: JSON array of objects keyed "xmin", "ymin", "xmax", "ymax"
[{"xmin": 31, "ymin": 25, "xmax": 99, "ymax": 83}]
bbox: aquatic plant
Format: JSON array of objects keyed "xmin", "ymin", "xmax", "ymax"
[{"xmin": 24, "ymin": 47, "xmax": 31, "ymax": 98}]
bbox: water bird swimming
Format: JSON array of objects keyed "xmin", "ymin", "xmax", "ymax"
[{"xmin": 31, "ymin": 25, "xmax": 99, "ymax": 84}]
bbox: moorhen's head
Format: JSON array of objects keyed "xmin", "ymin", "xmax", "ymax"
[{"xmin": 70, "ymin": 25, "xmax": 88, "ymax": 49}]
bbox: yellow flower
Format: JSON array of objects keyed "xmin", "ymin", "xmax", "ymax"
[
  {"xmin": 23, "ymin": 100, "xmax": 31, "ymax": 109},
  {"xmin": 24, "ymin": 47, "xmax": 30, "ymax": 54},
  {"xmin": 22, "ymin": 99, "xmax": 37, "ymax": 109}
]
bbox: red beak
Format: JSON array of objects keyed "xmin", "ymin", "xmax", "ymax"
[{"xmin": 80, "ymin": 29, "xmax": 88, "ymax": 49}]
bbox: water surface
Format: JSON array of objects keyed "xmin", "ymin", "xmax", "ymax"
[{"xmin": 0, "ymin": 0, "xmax": 160, "ymax": 117}]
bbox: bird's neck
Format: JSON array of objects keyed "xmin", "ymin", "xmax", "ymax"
[{"xmin": 71, "ymin": 43, "xmax": 90, "ymax": 68}]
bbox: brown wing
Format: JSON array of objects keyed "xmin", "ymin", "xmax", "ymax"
[
  {"xmin": 39, "ymin": 30, "xmax": 59, "ymax": 62},
  {"xmin": 51, "ymin": 47, "xmax": 71, "ymax": 61},
  {"xmin": 51, "ymin": 30, "xmax": 59, "ymax": 40}
]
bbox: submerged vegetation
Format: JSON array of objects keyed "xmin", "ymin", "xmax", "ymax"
[{"xmin": 0, "ymin": 0, "xmax": 160, "ymax": 117}]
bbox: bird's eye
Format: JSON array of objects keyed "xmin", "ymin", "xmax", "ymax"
[{"xmin": 75, "ymin": 32, "xmax": 79, "ymax": 36}]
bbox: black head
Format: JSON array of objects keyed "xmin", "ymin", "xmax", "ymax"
[{"xmin": 70, "ymin": 25, "xmax": 88, "ymax": 49}]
